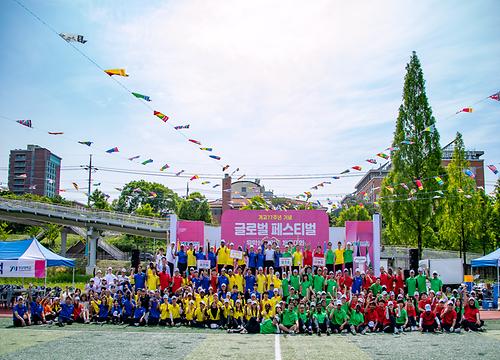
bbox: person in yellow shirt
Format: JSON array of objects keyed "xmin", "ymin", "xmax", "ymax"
[
  {"xmin": 206, "ymin": 301, "xmax": 222, "ymax": 328},
  {"xmin": 184, "ymin": 299, "xmax": 196, "ymax": 326},
  {"xmin": 159, "ymin": 295, "xmax": 170, "ymax": 326},
  {"xmin": 266, "ymin": 267, "xmax": 277, "ymax": 291},
  {"xmin": 334, "ymin": 241, "xmax": 345, "ymax": 272},
  {"xmin": 233, "ymin": 268, "xmax": 244, "ymax": 292},
  {"xmin": 186, "ymin": 243, "xmax": 197, "ymax": 268},
  {"xmin": 221, "ymin": 298, "xmax": 233, "ymax": 329},
  {"xmin": 194, "ymin": 302, "xmax": 207, "ymax": 327},
  {"xmin": 146, "ymin": 268, "xmax": 159, "ymax": 291},
  {"xmin": 273, "ymin": 272, "xmax": 282, "ymax": 290},
  {"xmin": 168, "ymin": 297, "xmax": 181, "ymax": 326},
  {"xmin": 270, "ymin": 289, "xmax": 282, "ymax": 307},
  {"xmin": 217, "ymin": 240, "xmax": 229, "ymax": 272},
  {"xmin": 261, "ymin": 302, "xmax": 275, "ymax": 320},
  {"xmin": 256, "ymin": 267, "xmax": 267, "ymax": 294},
  {"xmin": 232, "ymin": 300, "xmax": 244, "ymax": 329}
]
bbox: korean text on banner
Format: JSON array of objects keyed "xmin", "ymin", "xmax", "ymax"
[
  {"xmin": 279, "ymin": 257, "xmax": 292, "ymax": 267},
  {"xmin": 313, "ymin": 257, "xmax": 325, "ymax": 267},
  {"xmin": 0, "ymin": 260, "xmax": 46, "ymax": 278},
  {"xmin": 230, "ymin": 250, "xmax": 243, "ymax": 260},
  {"xmin": 197, "ymin": 260, "xmax": 211, "ymax": 269}
]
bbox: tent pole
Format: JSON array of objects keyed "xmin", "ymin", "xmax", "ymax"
[
  {"xmin": 72, "ymin": 267, "xmax": 75, "ymax": 287},
  {"xmin": 497, "ymin": 263, "xmax": 499, "ymax": 310},
  {"xmin": 44, "ymin": 260, "xmax": 47, "ymax": 290}
]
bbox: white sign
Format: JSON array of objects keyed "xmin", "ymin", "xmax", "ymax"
[
  {"xmin": 197, "ymin": 260, "xmax": 211, "ymax": 269},
  {"xmin": 0, "ymin": 260, "xmax": 46, "ymax": 278},
  {"xmin": 354, "ymin": 256, "xmax": 367, "ymax": 263},
  {"xmin": 313, "ymin": 257, "xmax": 325, "ymax": 267},
  {"xmin": 279, "ymin": 257, "xmax": 292, "ymax": 267},
  {"xmin": 230, "ymin": 250, "xmax": 243, "ymax": 260}
]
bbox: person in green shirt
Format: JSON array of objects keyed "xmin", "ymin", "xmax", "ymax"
[
  {"xmin": 405, "ymin": 270, "xmax": 417, "ymax": 296},
  {"xmin": 344, "ymin": 242, "xmax": 354, "ymax": 274},
  {"xmin": 281, "ymin": 275, "xmax": 290, "ymax": 299},
  {"xmin": 370, "ymin": 278, "xmax": 383, "ymax": 296},
  {"xmin": 326, "ymin": 274, "xmax": 338, "ymax": 297},
  {"xmin": 313, "ymin": 268, "xmax": 325, "ymax": 293},
  {"xmin": 287, "ymin": 288, "xmax": 299, "ymax": 304},
  {"xmin": 297, "ymin": 303, "xmax": 312, "ymax": 334},
  {"xmin": 313, "ymin": 305, "xmax": 330, "ymax": 336},
  {"xmin": 349, "ymin": 304, "xmax": 365, "ymax": 334},
  {"xmin": 416, "ymin": 268, "xmax": 428, "ymax": 294},
  {"xmin": 330, "ymin": 300, "xmax": 349, "ymax": 333},
  {"xmin": 290, "ymin": 269, "xmax": 300, "ymax": 292},
  {"xmin": 260, "ymin": 316, "xmax": 279, "ymax": 334},
  {"xmin": 429, "ymin": 271, "xmax": 443, "ymax": 293},
  {"xmin": 300, "ymin": 274, "xmax": 311, "ymax": 298},
  {"xmin": 279, "ymin": 302, "xmax": 298, "ymax": 334},
  {"xmin": 395, "ymin": 300, "xmax": 408, "ymax": 333},
  {"xmin": 325, "ymin": 242, "xmax": 335, "ymax": 273}
]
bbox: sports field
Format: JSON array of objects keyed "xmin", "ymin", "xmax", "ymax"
[{"xmin": 0, "ymin": 319, "xmax": 499, "ymax": 360}]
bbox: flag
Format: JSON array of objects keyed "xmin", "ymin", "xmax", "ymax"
[
  {"xmin": 366, "ymin": 159, "xmax": 377, "ymax": 164},
  {"xmin": 423, "ymin": 125, "xmax": 435, "ymax": 132},
  {"xmin": 415, "ymin": 179, "xmax": 423, "ymax": 190},
  {"xmin": 104, "ymin": 68, "xmax": 129, "ymax": 77},
  {"xmin": 16, "ymin": 119, "xmax": 32, "ymax": 128},
  {"xmin": 106, "ymin": 147, "xmax": 119, "ymax": 153},
  {"xmin": 174, "ymin": 125, "xmax": 190, "ymax": 130},
  {"xmin": 153, "ymin": 111, "xmax": 169, "ymax": 122},
  {"xmin": 190, "ymin": 175, "xmax": 199, "ymax": 181},
  {"xmin": 401, "ymin": 139, "xmax": 414, "ymax": 145},
  {"xmin": 489, "ymin": 91, "xmax": 500, "ymax": 101},
  {"xmin": 458, "ymin": 107, "xmax": 473, "ymax": 113},
  {"xmin": 237, "ymin": 174, "xmax": 246, "ymax": 180},
  {"xmin": 304, "ymin": 191, "xmax": 312, "ymax": 198},
  {"xmin": 93, "ymin": 183, "xmax": 101, "ymax": 186},
  {"xmin": 400, "ymin": 183, "xmax": 409, "ymax": 190},
  {"xmin": 222, "ymin": 165, "xmax": 230, "ymax": 171},
  {"xmin": 376, "ymin": 153, "xmax": 389, "ymax": 159},
  {"xmin": 434, "ymin": 176, "xmax": 444, "ymax": 185},
  {"xmin": 149, "ymin": 192, "xmax": 157, "ymax": 198},
  {"xmin": 463, "ymin": 169, "xmax": 475, "ymax": 178},
  {"xmin": 189, "ymin": 139, "xmax": 201, "ymax": 145},
  {"xmin": 340, "ymin": 169, "xmax": 350, "ymax": 174},
  {"xmin": 78, "ymin": 141, "xmax": 92, "ymax": 146},
  {"xmin": 176, "ymin": 170, "xmax": 185, "ymax": 176},
  {"xmin": 201, "ymin": 181, "xmax": 210, "ymax": 185},
  {"xmin": 48, "ymin": 132, "xmax": 64, "ymax": 135},
  {"xmin": 59, "ymin": 33, "xmax": 87, "ymax": 44},
  {"xmin": 72, "ymin": 182, "xmax": 79, "ymax": 190},
  {"xmin": 487, "ymin": 164, "xmax": 498, "ymax": 174},
  {"xmin": 128, "ymin": 155, "xmax": 140, "ymax": 161},
  {"xmin": 209, "ymin": 155, "xmax": 221, "ymax": 160},
  {"xmin": 200, "ymin": 147, "xmax": 212, "ymax": 151},
  {"xmin": 131, "ymin": 92, "xmax": 151, "ymax": 101},
  {"xmin": 141, "ymin": 159, "xmax": 153, "ymax": 165},
  {"xmin": 352, "ymin": 166, "xmax": 362, "ymax": 171},
  {"xmin": 213, "ymin": 184, "xmax": 220, "ymax": 188},
  {"xmin": 332, "ymin": 176, "xmax": 340, "ymax": 179},
  {"xmin": 160, "ymin": 164, "xmax": 170, "ymax": 171},
  {"xmin": 311, "ymin": 186, "xmax": 318, "ymax": 190}
]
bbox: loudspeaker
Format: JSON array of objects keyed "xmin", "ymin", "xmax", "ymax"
[
  {"xmin": 131, "ymin": 249, "xmax": 140, "ymax": 271},
  {"xmin": 409, "ymin": 248, "xmax": 419, "ymax": 272}
]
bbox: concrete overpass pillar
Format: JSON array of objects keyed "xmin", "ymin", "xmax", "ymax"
[
  {"xmin": 86, "ymin": 228, "xmax": 99, "ymax": 275},
  {"xmin": 60, "ymin": 228, "xmax": 68, "ymax": 257}
]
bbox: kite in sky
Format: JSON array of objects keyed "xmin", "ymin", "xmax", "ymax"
[
  {"xmin": 190, "ymin": 175, "xmax": 199, "ymax": 181},
  {"xmin": 16, "ymin": 119, "xmax": 32, "ymax": 128},
  {"xmin": 201, "ymin": 181, "xmax": 210, "ymax": 185},
  {"xmin": 200, "ymin": 147, "xmax": 212, "ymax": 151},
  {"xmin": 456, "ymin": 107, "xmax": 473, "ymax": 114},
  {"xmin": 106, "ymin": 147, "xmax": 119, "ymax": 153},
  {"xmin": 366, "ymin": 159, "xmax": 377, "ymax": 164},
  {"xmin": 59, "ymin": 33, "xmax": 87, "ymax": 44},
  {"xmin": 209, "ymin": 155, "xmax": 221, "ymax": 160},
  {"xmin": 401, "ymin": 139, "xmax": 414, "ymax": 145},
  {"xmin": 377, "ymin": 153, "xmax": 389, "ymax": 160},
  {"xmin": 153, "ymin": 111, "xmax": 169, "ymax": 122},
  {"xmin": 189, "ymin": 139, "xmax": 202, "ymax": 145},
  {"xmin": 78, "ymin": 141, "xmax": 92, "ymax": 146},
  {"xmin": 141, "ymin": 159, "xmax": 153, "ymax": 165},
  {"xmin": 423, "ymin": 125, "xmax": 436, "ymax": 133},
  {"xmin": 434, "ymin": 176, "xmax": 444, "ymax": 186},
  {"xmin": 160, "ymin": 164, "xmax": 170, "ymax": 171},
  {"xmin": 128, "ymin": 155, "xmax": 140, "ymax": 161},
  {"xmin": 104, "ymin": 69, "xmax": 129, "ymax": 77},
  {"xmin": 237, "ymin": 174, "xmax": 246, "ymax": 180},
  {"xmin": 463, "ymin": 169, "xmax": 475, "ymax": 178},
  {"xmin": 340, "ymin": 169, "xmax": 350, "ymax": 174},
  {"xmin": 490, "ymin": 91, "xmax": 500, "ymax": 101},
  {"xmin": 93, "ymin": 182, "xmax": 101, "ymax": 186},
  {"xmin": 231, "ymin": 168, "xmax": 240, "ymax": 176},
  {"xmin": 332, "ymin": 176, "xmax": 340, "ymax": 179},
  {"xmin": 176, "ymin": 170, "xmax": 185, "ymax": 176},
  {"xmin": 132, "ymin": 92, "xmax": 151, "ymax": 101},
  {"xmin": 174, "ymin": 125, "xmax": 190, "ymax": 130},
  {"xmin": 352, "ymin": 166, "xmax": 362, "ymax": 171},
  {"xmin": 487, "ymin": 164, "xmax": 498, "ymax": 174},
  {"xmin": 213, "ymin": 184, "xmax": 220, "ymax": 188},
  {"xmin": 223, "ymin": 165, "xmax": 230, "ymax": 171},
  {"xmin": 415, "ymin": 179, "xmax": 424, "ymax": 191},
  {"xmin": 304, "ymin": 191, "xmax": 312, "ymax": 198},
  {"xmin": 72, "ymin": 182, "xmax": 79, "ymax": 191},
  {"xmin": 48, "ymin": 132, "xmax": 64, "ymax": 135}
]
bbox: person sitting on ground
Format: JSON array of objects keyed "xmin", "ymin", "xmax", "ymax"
[
  {"xmin": 13, "ymin": 296, "xmax": 30, "ymax": 327},
  {"xmin": 461, "ymin": 296, "xmax": 484, "ymax": 332},
  {"xmin": 419, "ymin": 304, "xmax": 440, "ymax": 333},
  {"xmin": 58, "ymin": 295, "xmax": 74, "ymax": 327}
]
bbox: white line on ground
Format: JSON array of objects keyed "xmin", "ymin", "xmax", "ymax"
[{"xmin": 275, "ymin": 334, "xmax": 282, "ymax": 360}]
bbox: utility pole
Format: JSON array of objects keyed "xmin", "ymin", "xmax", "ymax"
[
  {"xmin": 81, "ymin": 154, "xmax": 98, "ymax": 207},
  {"xmin": 186, "ymin": 180, "xmax": 189, "ymax": 198}
]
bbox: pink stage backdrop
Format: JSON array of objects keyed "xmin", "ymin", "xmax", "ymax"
[
  {"xmin": 221, "ymin": 210, "xmax": 329, "ymax": 248},
  {"xmin": 345, "ymin": 221, "xmax": 374, "ymax": 270},
  {"xmin": 177, "ymin": 220, "xmax": 205, "ymax": 249}
]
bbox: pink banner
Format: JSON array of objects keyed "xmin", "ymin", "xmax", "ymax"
[
  {"xmin": 34, "ymin": 260, "xmax": 46, "ymax": 278},
  {"xmin": 345, "ymin": 221, "xmax": 374, "ymax": 270},
  {"xmin": 221, "ymin": 210, "xmax": 329, "ymax": 248},
  {"xmin": 177, "ymin": 220, "xmax": 205, "ymax": 249}
]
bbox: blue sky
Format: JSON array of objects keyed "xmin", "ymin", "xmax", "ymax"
[{"xmin": 0, "ymin": 0, "xmax": 499, "ymax": 204}]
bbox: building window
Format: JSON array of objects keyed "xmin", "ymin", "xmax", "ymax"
[{"xmin": 241, "ymin": 187, "xmax": 247, "ymax": 192}]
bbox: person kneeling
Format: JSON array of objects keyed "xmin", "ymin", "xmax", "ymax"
[{"xmin": 419, "ymin": 304, "xmax": 441, "ymax": 333}]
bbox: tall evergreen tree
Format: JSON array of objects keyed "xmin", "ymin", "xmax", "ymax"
[
  {"xmin": 380, "ymin": 52, "xmax": 443, "ymax": 259},
  {"xmin": 491, "ymin": 178, "xmax": 500, "ymax": 249}
]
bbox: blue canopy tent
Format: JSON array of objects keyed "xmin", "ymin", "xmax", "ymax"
[{"xmin": 471, "ymin": 248, "xmax": 500, "ymax": 308}]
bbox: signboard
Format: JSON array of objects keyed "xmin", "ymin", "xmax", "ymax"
[
  {"xmin": 177, "ymin": 220, "xmax": 205, "ymax": 249},
  {"xmin": 230, "ymin": 250, "xmax": 243, "ymax": 260},
  {"xmin": 197, "ymin": 260, "xmax": 211, "ymax": 269},
  {"xmin": 279, "ymin": 257, "xmax": 292, "ymax": 267},
  {"xmin": 0, "ymin": 260, "xmax": 46, "ymax": 278},
  {"xmin": 345, "ymin": 220, "xmax": 379, "ymax": 274},
  {"xmin": 221, "ymin": 210, "xmax": 329, "ymax": 248},
  {"xmin": 313, "ymin": 257, "xmax": 325, "ymax": 267}
]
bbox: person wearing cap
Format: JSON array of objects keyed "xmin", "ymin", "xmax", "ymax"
[
  {"xmin": 342, "ymin": 268, "xmax": 353, "ymax": 293},
  {"xmin": 344, "ymin": 242, "xmax": 354, "ymax": 273},
  {"xmin": 158, "ymin": 264, "xmax": 172, "ymax": 293},
  {"xmin": 247, "ymin": 245, "xmax": 257, "ymax": 274},
  {"xmin": 381, "ymin": 300, "xmax": 397, "ymax": 333},
  {"xmin": 462, "ymin": 294, "xmax": 483, "ymax": 331},
  {"xmin": 216, "ymin": 240, "xmax": 229, "ymax": 273},
  {"xmin": 104, "ymin": 266, "xmax": 117, "ymax": 287},
  {"xmin": 146, "ymin": 266, "xmax": 159, "ymax": 292},
  {"xmin": 440, "ymin": 300, "xmax": 458, "ymax": 332},
  {"xmin": 186, "ymin": 243, "xmax": 197, "ymax": 270},
  {"xmin": 416, "ymin": 267, "xmax": 428, "ymax": 294},
  {"xmin": 58, "ymin": 294, "xmax": 75, "ymax": 327},
  {"xmin": 263, "ymin": 242, "xmax": 275, "ymax": 270},
  {"xmin": 405, "ymin": 269, "xmax": 417, "ymax": 297},
  {"xmin": 244, "ymin": 267, "xmax": 256, "ymax": 299},
  {"xmin": 394, "ymin": 300, "xmax": 408, "ymax": 333},
  {"xmin": 419, "ymin": 303, "xmax": 440, "ymax": 332},
  {"xmin": 313, "ymin": 303, "xmax": 330, "ymax": 336},
  {"xmin": 171, "ymin": 268, "xmax": 183, "ymax": 294},
  {"xmin": 405, "ymin": 296, "xmax": 418, "ymax": 331},
  {"xmin": 334, "ymin": 242, "xmax": 345, "ymax": 272},
  {"xmin": 349, "ymin": 303, "xmax": 365, "ymax": 335},
  {"xmin": 132, "ymin": 299, "xmax": 146, "ymax": 326},
  {"xmin": 166, "ymin": 242, "xmax": 176, "ymax": 276},
  {"xmin": 330, "ymin": 300, "xmax": 348, "ymax": 333},
  {"xmin": 324, "ymin": 242, "xmax": 335, "ymax": 274},
  {"xmin": 369, "ymin": 277, "xmax": 383, "ymax": 296},
  {"xmin": 296, "ymin": 303, "xmax": 312, "ymax": 335},
  {"xmin": 13, "ymin": 296, "xmax": 30, "ymax": 327},
  {"xmin": 193, "ymin": 301, "xmax": 207, "ymax": 327},
  {"xmin": 351, "ymin": 268, "xmax": 363, "ymax": 295},
  {"xmin": 292, "ymin": 245, "xmax": 303, "ymax": 271},
  {"xmin": 312, "ymin": 267, "xmax": 325, "ymax": 294},
  {"xmin": 133, "ymin": 265, "xmax": 146, "ymax": 291},
  {"xmin": 430, "ymin": 271, "xmax": 443, "ymax": 293},
  {"xmin": 176, "ymin": 245, "xmax": 188, "ymax": 275}
]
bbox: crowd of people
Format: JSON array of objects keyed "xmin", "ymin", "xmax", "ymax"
[{"xmin": 12, "ymin": 240, "xmax": 485, "ymax": 335}]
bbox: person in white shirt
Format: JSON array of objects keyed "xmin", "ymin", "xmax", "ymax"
[
  {"xmin": 104, "ymin": 267, "xmax": 117, "ymax": 286},
  {"xmin": 92, "ymin": 269, "xmax": 103, "ymax": 289},
  {"xmin": 166, "ymin": 243, "xmax": 176, "ymax": 276},
  {"xmin": 264, "ymin": 243, "xmax": 275, "ymax": 270}
]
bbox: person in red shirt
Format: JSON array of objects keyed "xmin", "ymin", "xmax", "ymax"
[
  {"xmin": 303, "ymin": 245, "xmax": 313, "ymax": 267},
  {"xmin": 379, "ymin": 266, "xmax": 390, "ymax": 290},
  {"xmin": 419, "ymin": 304, "xmax": 440, "ymax": 332},
  {"xmin": 363, "ymin": 270, "xmax": 375, "ymax": 290},
  {"xmin": 158, "ymin": 268, "xmax": 171, "ymax": 293},
  {"xmin": 375, "ymin": 299, "xmax": 386, "ymax": 332},
  {"xmin": 210, "ymin": 269, "xmax": 218, "ymax": 291},
  {"xmin": 342, "ymin": 269, "xmax": 353, "ymax": 293},
  {"xmin": 462, "ymin": 297, "xmax": 483, "ymax": 331},
  {"xmin": 383, "ymin": 301, "xmax": 396, "ymax": 333},
  {"xmin": 434, "ymin": 298, "xmax": 445, "ymax": 318},
  {"xmin": 440, "ymin": 301, "xmax": 458, "ymax": 332},
  {"xmin": 364, "ymin": 301, "xmax": 378, "ymax": 332},
  {"xmin": 405, "ymin": 297, "xmax": 417, "ymax": 330},
  {"xmin": 418, "ymin": 293, "xmax": 430, "ymax": 313},
  {"xmin": 394, "ymin": 267, "xmax": 405, "ymax": 294},
  {"xmin": 171, "ymin": 268, "xmax": 183, "ymax": 294}
]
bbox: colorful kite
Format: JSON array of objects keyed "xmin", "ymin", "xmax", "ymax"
[
  {"xmin": 153, "ymin": 111, "xmax": 169, "ymax": 122},
  {"xmin": 189, "ymin": 139, "xmax": 202, "ymax": 145},
  {"xmin": 213, "ymin": 184, "xmax": 220, "ymax": 188},
  {"xmin": 366, "ymin": 159, "xmax": 377, "ymax": 164},
  {"xmin": 106, "ymin": 147, "xmax": 119, "ymax": 153},
  {"xmin": 104, "ymin": 69, "xmax": 129, "ymax": 77},
  {"xmin": 174, "ymin": 125, "xmax": 190, "ymax": 130},
  {"xmin": 311, "ymin": 186, "xmax": 318, "ymax": 190},
  {"xmin": 401, "ymin": 139, "xmax": 414, "ymax": 145},
  {"xmin": 490, "ymin": 91, "xmax": 500, "ymax": 101},
  {"xmin": 200, "ymin": 147, "xmax": 212, "ymax": 151},
  {"xmin": 332, "ymin": 176, "xmax": 340, "ymax": 179},
  {"xmin": 59, "ymin": 33, "xmax": 87, "ymax": 44},
  {"xmin": 78, "ymin": 141, "xmax": 93, "ymax": 146},
  {"xmin": 340, "ymin": 169, "xmax": 350, "ymax": 174},
  {"xmin": 48, "ymin": 132, "xmax": 64, "ymax": 135},
  {"xmin": 376, "ymin": 153, "xmax": 389, "ymax": 160},
  {"xmin": 423, "ymin": 125, "xmax": 435, "ymax": 133},
  {"xmin": 16, "ymin": 119, "xmax": 32, "ymax": 128},
  {"xmin": 72, "ymin": 182, "xmax": 79, "ymax": 191},
  {"xmin": 209, "ymin": 155, "xmax": 221, "ymax": 160},
  {"xmin": 132, "ymin": 92, "xmax": 151, "ymax": 101},
  {"xmin": 190, "ymin": 175, "xmax": 199, "ymax": 181},
  {"xmin": 415, "ymin": 179, "xmax": 424, "ymax": 191},
  {"xmin": 128, "ymin": 155, "xmax": 140, "ymax": 161},
  {"xmin": 141, "ymin": 159, "xmax": 153, "ymax": 165},
  {"xmin": 457, "ymin": 107, "xmax": 473, "ymax": 114},
  {"xmin": 487, "ymin": 164, "xmax": 498, "ymax": 174},
  {"xmin": 201, "ymin": 181, "xmax": 210, "ymax": 185},
  {"xmin": 463, "ymin": 169, "xmax": 475, "ymax": 178},
  {"xmin": 176, "ymin": 170, "xmax": 185, "ymax": 176},
  {"xmin": 434, "ymin": 176, "xmax": 444, "ymax": 186},
  {"xmin": 237, "ymin": 175, "xmax": 246, "ymax": 180},
  {"xmin": 400, "ymin": 183, "xmax": 409, "ymax": 190},
  {"xmin": 304, "ymin": 191, "xmax": 312, "ymax": 198},
  {"xmin": 93, "ymin": 183, "xmax": 101, "ymax": 186},
  {"xmin": 352, "ymin": 166, "xmax": 362, "ymax": 171},
  {"xmin": 160, "ymin": 164, "xmax": 170, "ymax": 171},
  {"xmin": 222, "ymin": 165, "xmax": 230, "ymax": 171},
  {"xmin": 149, "ymin": 192, "xmax": 157, "ymax": 198}
]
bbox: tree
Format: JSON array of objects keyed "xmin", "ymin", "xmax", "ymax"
[
  {"xmin": 241, "ymin": 196, "xmax": 270, "ymax": 210},
  {"xmin": 0, "ymin": 222, "xmax": 11, "ymax": 240},
  {"xmin": 114, "ymin": 180, "xmax": 179, "ymax": 215},
  {"xmin": 490, "ymin": 178, "xmax": 500, "ymax": 249},
  {"xmin": 41, "ymin": 223, "xmax": 62, "ymax": 250},
  {"xmin": 334, "ymin": 205, "xmax": 370, "ymax": 227},
  {"xmin": 380, "ymin": 52, "xmax": 443, "ymax": 259},
  {"xmin": 177, "ymin": 192, "xmax": 212, "ymax": 223},
  {"xmin": 474, "ymin": 189, "xmax": 494, "ymax": 255},
  {"xmin": 88, "ymin": 189, "xmax": 111, "ymax": 210}
]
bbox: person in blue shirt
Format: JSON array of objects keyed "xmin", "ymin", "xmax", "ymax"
[
  {"xmin": 111, "ymin": 299, "xmax": 122, "ymax": 324},
  {"xmin": 352, "ymin": 269, "xmax": 363, "ymax": 295},
  {"xmin": 148, "ymin": 297, "xmax": 160, "ymax": 326},
  {"xmin": 29, "ymin": 294, "xmax": 45, "ymax": 325},
  {"xmin": 192, "ymin": 271, "xmax": 202, "ymax": 290},
  {"xmin": 98, "ymin": 296, "xmax": 110, "ymax": 323},
  {"xmin": 176, "ymin": 245, "xmax": 188, "ymax": 275},
  {"xmin": 247, "ymin": 246, "xmax": 257, "ymax": 273},
  {"xmin": 244, "ymin": 268, "xmax": 256, "ymax": 296},
  {"xmin": 58, "ymin": 296, "xmax": 74, "ymax": 327},
  {"xmin": 274, "ymin": 247, "xmax": 282, "ymax": 270},
  {"xmin": 13, "ymin": 296, "xmax": 30, "ymax": 327},
  {"xmin": 218, "ymin": 269, "xmax": 229, "ymax": 291},
  {"xmin": 133, "ymin": 265, "xmax": 146, "ymax": 290},
  {"xmin": 207, "ymin": 246, "xmax": 217, "ymax": 269},
  {"xmin": 196, "ymin": 248, "xmax": 206, "ymax": 261},
  {"xmin": 256, "ymin": 247, "xmax": 265, "ymax": 270},
  {"xmin": 133, "ymin": 299, "xmax": 146, "ymax": 326},
  {"xmin": 122, "ymin": 292, "xmax": 135, "ymax": 324},
  {"xmin": 200, "ymin": 270, "xmax": 210, "ymax": 292}
]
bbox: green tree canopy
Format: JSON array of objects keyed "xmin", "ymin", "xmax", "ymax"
[
  {"xmin": 114, "ymin": 180, "xmax": 179, "ymax": 215},
  {"xmin": 177, "ymin": 192, "xmax": 212, "ymax": 223},
  {"xmin": 88, "ymin": 189, "xmax": 111, "ymax": 210},
  {"xmin": 334, "ymin": 205, "xmax": 370, "ymax": 227}
]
